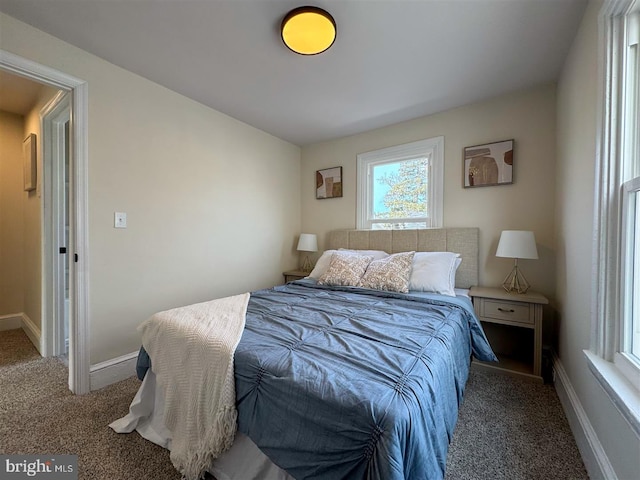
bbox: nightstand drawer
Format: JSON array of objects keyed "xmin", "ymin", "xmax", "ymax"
[{"xmin": 480, "ymin": 299, "xmax": 532, "ymax": 325}]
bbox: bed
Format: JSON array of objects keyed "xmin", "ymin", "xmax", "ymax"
[{"xmin": 111, "ymin": 228, "xmax": 496, "ymax": 480}]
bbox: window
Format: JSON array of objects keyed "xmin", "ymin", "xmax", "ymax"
[
  {"xmin": 589, "ymin": 2, "xmax": 640, "ymax": 432},
  {"xmin": 621, "ymin": 10, "xmax": 640, "ymax": 368},
  {"xmin": 356, "ymin": 137, "xmax": 444, "ymax": 230},
  {"xmin": 622, "ymin": 177, "xmax": 640, "ymax": 362}
]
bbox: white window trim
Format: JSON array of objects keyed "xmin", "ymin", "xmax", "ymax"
[
  {"xmin": 587, "ymin": 0, "xmax": 640, "ymax": 436},
  {"xmin": 356, "ymin": 137, "xmax": 444, "ymax": 230}
]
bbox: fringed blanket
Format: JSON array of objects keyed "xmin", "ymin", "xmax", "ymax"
[{"xmin": 139, "ymin": 292, "xmax": 250, "ymax": 480}]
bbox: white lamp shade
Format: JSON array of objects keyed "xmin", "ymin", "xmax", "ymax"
[
  {"xmin": 297, "ymin": 233, "xmax": 318, "ymax": 252},
  {"xmin": 496, "ymin": 230, "xmax": 538, "ymax": 259}
]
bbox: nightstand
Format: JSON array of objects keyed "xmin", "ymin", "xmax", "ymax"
[
  {"xmin": 282, "ymin": 270, "xmax": 308, "ymax": 283},
  {"xmin": 469, "ymin": 286, "xmax": 548, "ymax": 383}
]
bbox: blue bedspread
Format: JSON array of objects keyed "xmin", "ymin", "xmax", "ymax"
[
  {"xmin": 233, "ymin": 280, "xmax": 496, "ymax": 480},
  {"xmin": 136, "ymin": 280, "xmax": 496, "ymax": 479}
]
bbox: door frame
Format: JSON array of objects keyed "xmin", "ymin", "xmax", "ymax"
[{"xmin": 0, "ymin": 50, "xmax": 90, "ymax": 394}]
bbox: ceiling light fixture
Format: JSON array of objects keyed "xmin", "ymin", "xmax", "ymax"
[{"xmin": 281, "ymin": 6, "xmax": 336, "ymax": 55}]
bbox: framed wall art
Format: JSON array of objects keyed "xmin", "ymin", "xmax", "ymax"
[
  {"xmin": 463, "ymin": 139, "xmax": 513, "ymax": 188},
  {"xmin": 23, "ymin": 133, "xmax": 37, "ymax": 192},
  {"xmin": 316, "ymin": 166, "xmax": 343, "ymax": 199}
]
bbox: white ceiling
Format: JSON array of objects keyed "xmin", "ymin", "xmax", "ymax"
[{"xmin": 0, "ymin": 0, "xmax": 588, "ymax": 146}]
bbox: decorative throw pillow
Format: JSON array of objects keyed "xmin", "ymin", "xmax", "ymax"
[
  {"xmin": 317, "ymin": 252, "xmax": 374, "ymax": 286},
  {"xmin": 408, "ymin": 251, "xmax": 460, "ymax": 296},
  {"xmin": 309, "ymin": 249, "xmax": 389, "ymax": 279},
  {"xmin": 359, "ymin": 251, "xmax": 415, "ymax": 293}
]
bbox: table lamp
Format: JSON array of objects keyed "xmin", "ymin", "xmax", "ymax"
[
  {"xmin": 297, "ymin": 233, "xmax": 318, "ymax": 272},
  {"xmin": 496, "ymin": 230, "xmax": 538, "ymax": 294}
]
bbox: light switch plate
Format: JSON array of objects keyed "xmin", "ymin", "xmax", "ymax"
[{"xmin": 114, "ymin": 212, "xmax": 127, "ymax": 228}]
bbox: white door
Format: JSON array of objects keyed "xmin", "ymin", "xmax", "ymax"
[{"xmin": 42, "ymin": 92, "xmax": 71, "ymax": 360}]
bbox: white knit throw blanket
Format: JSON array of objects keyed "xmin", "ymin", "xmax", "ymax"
[{"xmin": 139, "ymin": 293, "xmax": 250, "ymax": 480}]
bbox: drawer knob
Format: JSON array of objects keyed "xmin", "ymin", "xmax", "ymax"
[{"xmin": 497, "ymin": 307, "xmax": 515, "ymax": 313}]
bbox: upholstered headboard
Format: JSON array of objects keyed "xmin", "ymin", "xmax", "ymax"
[{"xmin": 327, "ymin": 228, "xmax": 479, "ymax": 289}]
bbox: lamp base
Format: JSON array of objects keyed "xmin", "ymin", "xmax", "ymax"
[
  {"xmin": 502, "ymin": 264, "xmax": 530, "ymax": 294},
  {"xmin": 301, "ymin": 256, "xmax": 314, "ymax": 273}
]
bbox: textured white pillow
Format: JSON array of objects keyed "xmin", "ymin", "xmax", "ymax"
[
  {"xmin": 338, "ymin": 249, "xmax": 389, "ymax": 260},
  {"xmin": 453, "ymin": 257, "xmax": 462, "ymax": 288},
  {"xmin": 308, "ymin": 250, "xmax": 337, "ymax": 280},
  {"xmin": 317, "ymin": 252, "xmax": 374, "ymax": 287},
  {"xmin": 408, "ymin": 252, "xmax": 461, "ymax": 296},
  {"xmin": 309, "ymin": 249, "xmax": 388, "ymax": 279},
  {"xmin": 359, "ymin": 251, "xmax": 415, "ymax": 293}
]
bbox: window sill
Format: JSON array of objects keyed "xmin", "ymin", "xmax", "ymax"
[{"xmin": 584, "ymin": 349, "xmax": 640, "ymax": 436}]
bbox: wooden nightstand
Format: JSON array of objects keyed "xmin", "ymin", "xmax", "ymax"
[
  {"xmin": 469, "ymin": 286, "xmax": 548, "ymax": 383},
  {"xmin": 282, "ymin": 270, "xmax": 308, "ymax": 283}
]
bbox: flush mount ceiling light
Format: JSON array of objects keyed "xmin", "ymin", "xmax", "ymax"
[{"xmin": 281, "ymin": 6, "xmax": 336, "ymax": 55}]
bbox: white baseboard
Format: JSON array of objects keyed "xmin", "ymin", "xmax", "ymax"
[
  {"xmin": 553, "ymin": 355, "xmax": 617, "ymax": 480},
  {"xmin": 89, "ymin": 351, "xmax": 138, "ymax": 391},
  {"xmin": 0, "ymin": 313, "xmax": 23, "ymax": 332},
  {"xmin": 21, "ymin": 313, "xmax": 42, "ymax": 355}
]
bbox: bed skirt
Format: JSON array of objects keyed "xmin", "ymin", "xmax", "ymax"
[{"xmin": 109, "ymin": 371, "xmax": 293, "ymax": 480}]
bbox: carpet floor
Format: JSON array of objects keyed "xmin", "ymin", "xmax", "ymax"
[{"xmin": 0, "ymin": 328, "xmax": 588, "ymax": 479}]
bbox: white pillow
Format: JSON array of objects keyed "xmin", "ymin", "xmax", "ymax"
[
  {"xmin": 308, "ymin": 249, "xmax": 388, "ymax": 279},
  {"xmin": 453, "ymin": 257, "xmax": 462, "ymax": 287},
  {"xmin": 338, "ymin": 249, "xmax": 389, "ymax": 260},
  {"xmin": 408, "ymin": 252, "xmax": 461, "ymax": 296},
  {"xmin": 307, "ymin": 250, "xmax": 336, "ymax": 279}
]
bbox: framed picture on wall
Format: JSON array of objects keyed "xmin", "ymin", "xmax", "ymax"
[
  {"xmin": 463, "ymin": 139, "xmax": 513, "ymax": 188},
  {"xmin": 23, "ymin": 133, "xmax": 37, "ymax": 192},
  {"xmin": 316, "ymin": 166, "xmax": 343, "ymax": 199}
]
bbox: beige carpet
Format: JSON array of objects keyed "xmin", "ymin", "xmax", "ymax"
[
  {"xmin": 0, "ymin": 329, "xmax": 180, "ymax": 479},
  {"xmin": 1, "ymin": 328, "xmax": 588, "ymax": 479}
]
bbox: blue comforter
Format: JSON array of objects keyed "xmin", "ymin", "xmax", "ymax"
[
  {"xmin": 135, "ymin": 280, "xmax": 495, "ymax": 479},
  {"xmin": 233, "ymin": 280, "xmax": 496, "ymax": 480}
]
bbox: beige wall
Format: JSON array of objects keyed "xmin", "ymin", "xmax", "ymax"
[
  {"xmin": 0, "ymin": 86, "xmax": 69, "ymax": 331},
  {"xmin": 556, "ymin": 1, "xmax": 639, "ymax": 478},
  {"xmin": 0, "ymin": 13, "xmax": 302, "ymax": 363},
  {"xmin": 20, "ymin": 85, "xmax": 60, "ymax": 332},
  {"xmin": 0, "ymin": 110, "xmax": 25, "ymax": 315},
  {"xmin": 301, "ymin": 84, "xmax": 557, "ymax": 300}
]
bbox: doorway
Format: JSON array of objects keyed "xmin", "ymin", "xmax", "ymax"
[{"xmin": 0, "ymin": 49, "xmax": 90, "ymax": 394}]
